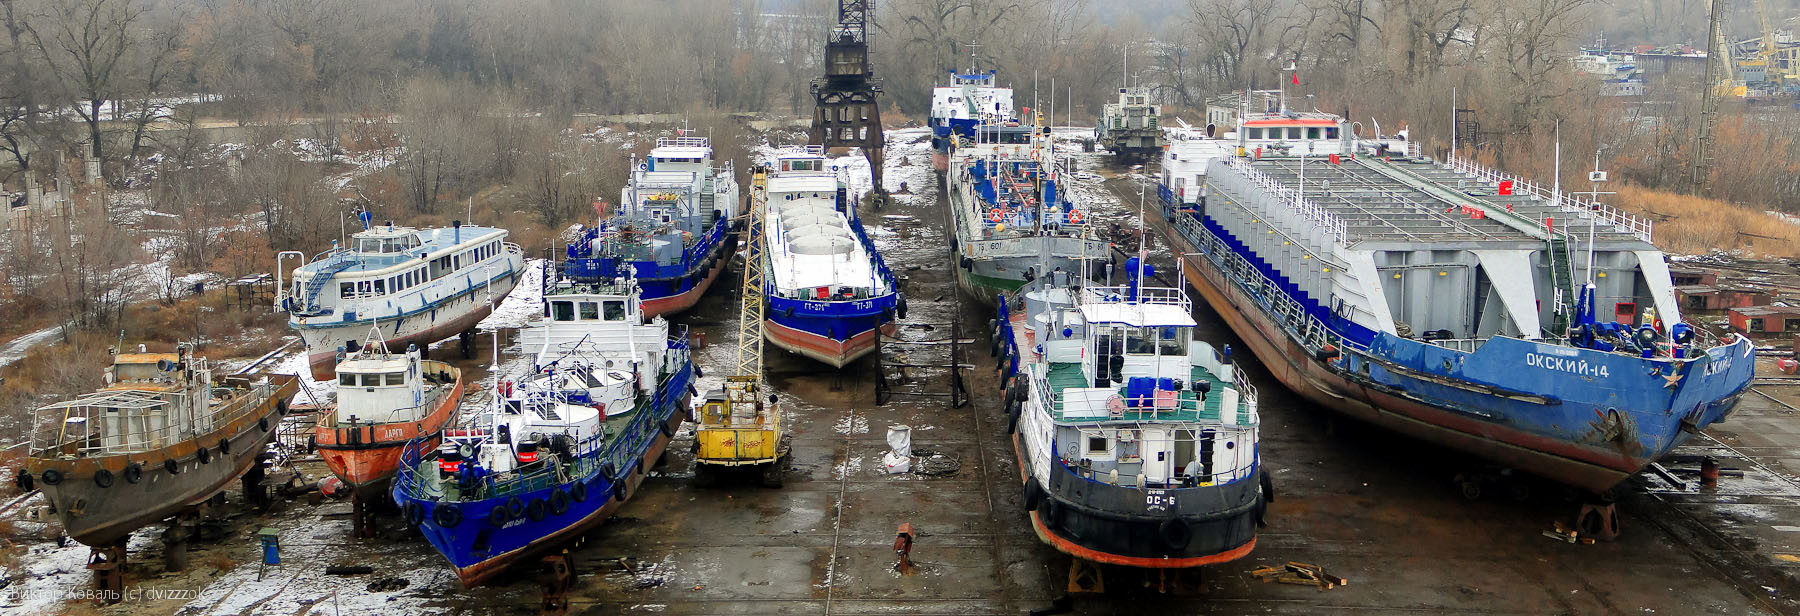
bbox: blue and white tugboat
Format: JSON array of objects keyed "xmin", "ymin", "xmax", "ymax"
[
  {"xmin": 1154, "ymin": 102, "xmax": 1754, "ymax": 534},
  {"xmin": 563, "ymin": 136, "xmax": 740, "ymax": 318},
  {"xmin": 997, "ymin": 262, "xmax": 1266, "ymax": 571},
  {"xmin": 278, "ymin": 216, "xmax": 523, "ymax": 379},
  {"xmin": 761, "ymin": 146, "xmax": 902, "ymax": 367},
  {"xmin": 392, "ymin": 267, "xmax": 694, "ymax": 585}
]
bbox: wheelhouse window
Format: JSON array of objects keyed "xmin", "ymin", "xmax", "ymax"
[
  {"xmin": 1307, "ymin": 127, "xmax": 1321, "ymax": 139},
  {"xmin": 385, "ymin": 372, "xmax": 404, "ymax": 386},
  {"xmin": 551, "ymin": 301, "xmax": 576, "ymax": 322},
  {"xmin": 339, "ymin": 373, "xmax": 355, "ymax": 386},
  {"xmin": 1159, "ymin": 327, "xmax": 1188, "ymax": 355},
  {"xmin": 603, "ymin": 300, "xmax": 626, "ymax": 321},
  {"xmin": 340, "ymin": 282, "xmax": 354, "ymax": 298},
  {"xmin": 579, "ymin": 302, "xmax": 600, "ymax": 320},
  {"xmin": 1247, "ymin": 128, "xmax": 1263, "ymax": 139}
]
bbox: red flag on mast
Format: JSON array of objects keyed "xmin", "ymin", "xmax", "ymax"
[{"xmin": 1286, "ymin": 61, "xmax": 1299, "ymax": 85}]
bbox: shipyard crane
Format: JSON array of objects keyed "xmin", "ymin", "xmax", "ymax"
[
  {"xmin": 809, "ymin": 0, "xmax": 886, "ymax": 208},
  {"xmin": 1693, "ymin": 0, "xmax": 1730, "ymax": 194},
  {"xmin": 692, "ymin": 166, "xmax": 787, "ymax": 488}
]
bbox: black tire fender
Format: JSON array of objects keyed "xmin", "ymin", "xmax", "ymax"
[
  {"xmin": 659, "ymin": 417, "xmax": 676, "ymax": 438},
  {"xmin": 276, "ymin": 399, "xmax": 289, "ymax": 416},
  {"xmin": 526, "ymin": 498, "xmax": 547, "ymax": 522},
  {"xmin": 196, "ymin": 447, "xmax": 212, "ymax": 464},
  {"xmin": 1159, "ymin": 517, "xmax": 1193, "ymax": 549},
  {"xmin": 164, "ymin": 459, "xmax": 180, "ymax": 475},
  {"xmin": 122, "ymin": 463, "xmax": 143, "ymax": 484},
  {"xmin": 432, "ymin": 503, "xmax": 462, "ymax": 528},
  {"xmin": 14, "ymin": 469, "xmax": 31, "ymax": 492},
  {"xmin": 549, "ymin": 489, "xmax": 571, "ymax": 516},
  {"xmin": 1022, "ymin": 477, "xmax": 1043, "ymax": 511},
  {"xmin": 488, "ymin": 505, "xmax": 509, "ymax": 527},
  {"xmin": 571, "ymin": 480, "xmax": 589, "ymax": 503},
  {"xmin": 405, "ymin": 503, "xmax": 425, "ymax": 526},
  {"xmin": 505, "ymin": 497, "xmax": 525, "ymax": 519},
  {"xmin": 93, "ymin": 469, "xmax": 115, "ymax": 488},
  {"xmin": 258, "ymin": 417, "xmax": 269, "ymax": 432},
  {"xmin": 1006, "ymin": 401, "xmax": 1021, "ymax": 434},
  {"xmin": 612, "ymin": 477, "xmax": 630, "ymax": 502},
  {"xmin": 218, "ymin": 438, "xmax": 232, "ymax": 455}
]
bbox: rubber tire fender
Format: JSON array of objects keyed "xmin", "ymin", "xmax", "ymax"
[
  {"xmin": 276, "ymin": 399, "xmax": 289, "ymax": 416},
  {"xmin": 1006, "ymin": 400, "xmax": 1021, "ymax": 434},
  {"xmin": 1159, "ymin": 517, "xmax": 1193, "ymax": 550},
  {"xmin": 571, "ymin": 480, "xmax": 589, "ymax": 503},
  {"xmin": 612, "ymin": 477, "xmax": 630, "ymax": 502},
  {"xmin": 164, "ymin": 459, "xmax": 180, "ymax": 475},
  {"xmin": 549, "ymin": 489, "xmax": 571, "ymax": 516},
  {"xmin": 433, "ymin": 503, "xmax": 463, "ymax": 528},
  {"xmin": 526, "ymin": 498, "xmax": 547, "ymax": 522},
  {"xmin": 505, "ymin": 496, "xmax": 525, "ymax": 519},
  {"xmin": 659, "ymin": 417, "xmax": 676, "ymax": 438},
  {"xmin": 122, "ymin": 463, "xmax": 143, "ymax": 484},
  {"xmin": 40, "ymin": 468, "xmax": 62, "ymax": 486},
  {"xmin": 1022, "ymin": 477, "xmax": 1044, "ymax": 511},
  {"xmin": 13, "ymin": 469, "xmax": 31, "ymax": 492},
  {"xmin": 93, "ymin": 469, "xmax": 115, "ymax": 489},
  {"xmin": 196, "ymin": 447, "xmax": 212, "ymax": 465},
  {"xmin": 218, "ymin": 437, "xmax": 232, "ymax": 455},
  {"xmin": 258, "ymin": 417, "xmax": 269, "ymax": 433},
  {"xmin": 487, "ymin": 505, "xmax": 509, "ymax": 527}
]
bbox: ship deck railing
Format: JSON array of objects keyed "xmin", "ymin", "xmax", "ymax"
[
  {"xmin": 1054, "ymin": 436, "xmax": 1258, "ymax": 489},
  {"xmin": 1217, "ymin": 157, "xmax": 1349, "ymax": 243},
  {"xmin": 394, "ymin": 337, "xmax": 691, "ymax": 503},
  {"xmin": 1078, "ymin": 285, "xmax": 1192, "ymax": 313},
  {"xmin": 655, "ymin": 136, "xmax": 711, "ymax": 149},
  {"xmin": 1443, "ymin": 154, "xmax": 1653, "ymax": 243},
  {"xmin": 1172, "ymin": 211, "xmax": 1351, "ymax": 357},
  {"xmin": 1033, "ymin": 362, "xmax": 1257, "ymax": 427},
  {"xmin": 29, "ymin": 378, "xmax": 274, "ymax": 459}
]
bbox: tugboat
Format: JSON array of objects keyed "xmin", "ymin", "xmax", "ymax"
[
  {"xmin": 278, "ymin": 216, "xmax": 524, "ymax": 380},
  {"xmin": 945, "ymin": 114, "xmax": 1107, "ymax": 306},
  {"xmin": 315, "ymin": 340, "xmax": 462, "ymax": 505},
  {"xmin": 929, "ymin": 68, "xmax": 1012, "ymax": 172},
  {"xmin": 562, "ymin": 136, "xmax": 740, "ymax": 318},
  {"xmin": 997, "ymin": 263, "xmax": 1266, "ymax": 570},
  {"xmin": 1094, "ymin": 86, "xmax": 1163, "ymax": 163},
  {"xmin": 1154, "ymin": 101, "xmax": 1753, "ymax": 533},
  {"xmin": 20, "ymin": 344, "xmax": 298, "ymax": 549},
  {"xmin": 393, "ymin": 267, "xmax": 693, "ymax": 586},
  {"xmin": 761, "ymin": 146, "xmax": 903, "ymax": 367}
]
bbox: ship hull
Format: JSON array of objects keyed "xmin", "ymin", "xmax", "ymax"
[
  {"xmin": 317, "ymin": 369, "xmax": 463, "ymax": 500},
  {"xmin": 398, "ymin": 367, "xmax": 692, "ymax": 587},
  {"xmin": 29, "ymin": 376, "xmax": 299, "ymax": 547},
  {"xmin": 1011, "ymin": 432, "xmax": 1260, "ymax": 568},
  {"xmin": 301, "ymin": 270, "xmax": 519, "ymax": 380},
  {"xmin": 637, "ymin": 234, "xmax": 736, "ymax": 318},
  {"xmin": 1156, "ymin": 209, "xmax": 1755, "ymax": 492},
  {"xmin": 765, "ymin": 317, "xmax": 896, "ymax": 368}
]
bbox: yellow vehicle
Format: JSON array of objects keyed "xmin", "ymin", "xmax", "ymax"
[{"xmin": 692, "ymin": 166, "xmax": 789, "ymax": 487}]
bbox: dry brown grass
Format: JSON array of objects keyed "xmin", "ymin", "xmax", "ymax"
[
  {"xmin": 1612, "ymin": 184, "xmax": 1800, "ymax": 258},
  {"xmin": 202, "ymin": 551, "xmax": 237, "ymax": 572}
]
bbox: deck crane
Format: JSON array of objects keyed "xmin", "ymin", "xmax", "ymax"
[{"xmin": 693, "ymin": 166, "xmax": 788, "ymax": 488}]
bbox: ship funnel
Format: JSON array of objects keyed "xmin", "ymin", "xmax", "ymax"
[{"xmin": 453, "ymin": 220, "xmax": 462, "ymax": 242}]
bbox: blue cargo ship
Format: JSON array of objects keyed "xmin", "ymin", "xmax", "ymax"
[
  {"xmin": 1151, "ymin": 107, "xmax": 1754, "ymax": 519},
  {"xmin": 563, "ymin": 136, "xmax": 740, "ymax": 317},
  {"xmin": 393, "ymin": 271, "xmax": 693, "ymax": 585},
  {"xmin": 760, "ymin": 146, "xmax": 903, "ymax": 367}
]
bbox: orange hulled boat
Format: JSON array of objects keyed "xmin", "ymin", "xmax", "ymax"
[{"xmin": 316, "ymin": 343, "xmax": 462, "ymax": 500}]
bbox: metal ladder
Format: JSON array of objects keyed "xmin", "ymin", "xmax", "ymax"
[
  {"xmin": 299, "ymin": 254, "xmax": 358, "ymax": 313},
  {"xmin": 1546, "ymin": 235, "xmax": 1575, "ymax": 337}
]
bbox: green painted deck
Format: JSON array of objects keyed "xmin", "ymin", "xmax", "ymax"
[{"xmin": 1042, "ymin": 362, "xmax": 1231, "ymax": 423}]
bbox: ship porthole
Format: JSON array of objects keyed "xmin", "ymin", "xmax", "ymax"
[{"xmin": 1225, "ymin": 441, "xmax": 1234, "ymax": 449}]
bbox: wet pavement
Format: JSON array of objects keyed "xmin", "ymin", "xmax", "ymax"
[{"xmin": 9, "ymin": 130, "xmax": 1800, "ymax": 615}]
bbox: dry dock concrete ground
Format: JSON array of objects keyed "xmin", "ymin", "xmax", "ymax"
[{"xmin": 7, "ymin": 134, "xmax": 1800, "ymax": 615}]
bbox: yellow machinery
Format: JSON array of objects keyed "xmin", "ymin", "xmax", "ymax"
[{"xmin": 693, "ymin": 166, "xmax": 788, "ymax": 487}]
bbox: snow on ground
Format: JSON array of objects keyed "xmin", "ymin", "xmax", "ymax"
[
  {"xmin": 0, "ymin": 326, "xmax": 61, "ymax": 371},
  {"xmin": 0, "ymin": 500, "xmax": 166, "ymax": 612},
  {"xmin": 271, "ymin": 338, "xmax": 336, "ymax": 408},
  {"xmin": 478, "ymin": 258, "xmax": 545, "ymax": 332}
]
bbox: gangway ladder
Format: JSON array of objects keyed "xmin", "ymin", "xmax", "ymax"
[
  {"xmin": 1545, "ymin": 233, "xmax": 1576, "ymax": 337},
  {"xmin": 874, "ymin": 315, "xmax": 972, "ymax": 408}
]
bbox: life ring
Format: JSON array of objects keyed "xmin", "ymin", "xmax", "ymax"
[
  {"xmin": 1022, "ymin": 478, "xmax": 1044, "ymax": 511},
  {"xmin": 526, "ymin": 498, "xmax": 547, "ymax": 522},
  {"xmin": 1159, "ymin": 518, "xmax": 1193, "ymax": 549},
  {"xmin": 39, "ymin": 468, "xmax": 62, "ymax": 485},
  {"xmin": 487, "ymin": 505, "xmax": 509, "ymax": 527},
  {"xmin": 1030, "ymin": 149, "xmax": 1042, "ymax": 161},
  {"xmin": 571, "ymin": 480, "xmax": 589, "ymax": 503},
  {"xmin": 123, "ymin": 463, "xmax": 143, "ymax": 484},
  {"xmin": 505, "ymin": 496, "xmax": 525, "ymax": 519},
  {"xmin": 433, "ymin": 503, "xmax": 463, "ymax": 528},
  {"xmin": 549, "ymin": 489, "xmax": 571, "ymax": 516},
  {"xmin": 1068, "ymin": 209, "xmax": 1084, "ymax": 224},
  {"xmin": 988, "ymin": 208, "xmax": 1004, "ymax": 223}
]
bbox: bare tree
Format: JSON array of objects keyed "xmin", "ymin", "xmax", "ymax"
[{"xmin": 21, "ymin": 0, "xmax": 147, "ymax": 179}]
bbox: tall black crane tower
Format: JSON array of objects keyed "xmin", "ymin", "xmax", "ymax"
[{"xmin": 810, "ymin": 0, "xmax": 885, "ymax": 205}]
